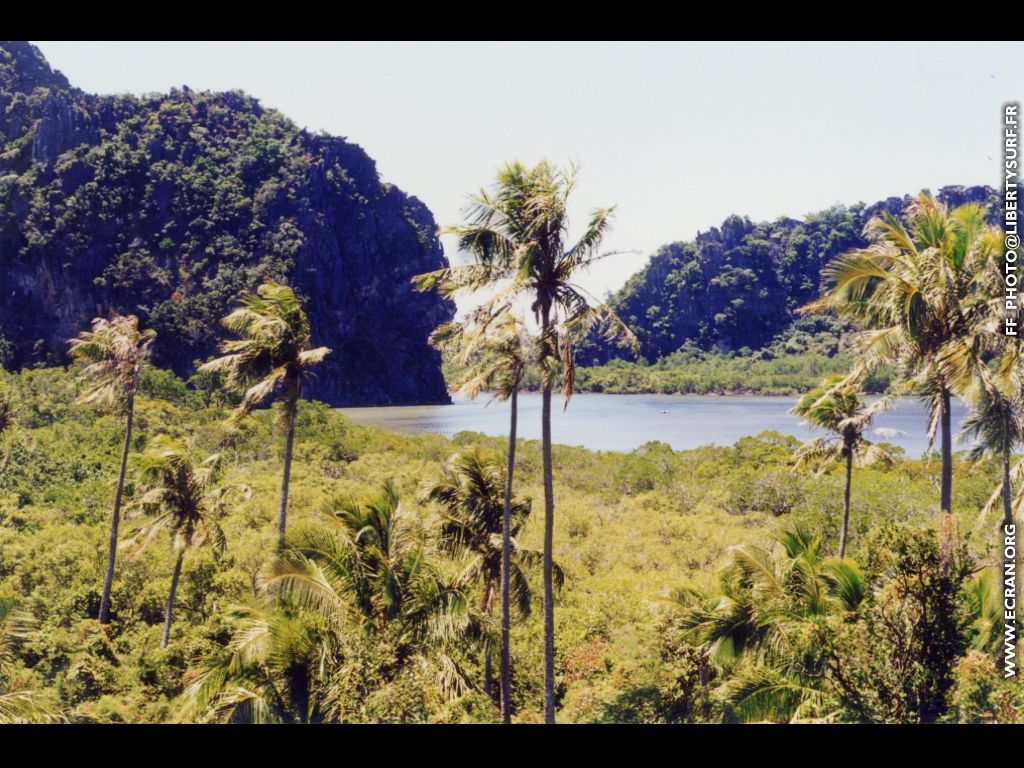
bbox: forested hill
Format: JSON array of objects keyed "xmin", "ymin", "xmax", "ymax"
[
  {"xmin": 0, "ymin": 41, "xmax": 454, "ymax": 406},
  {"xmin": 579, "ymin": 185, "xmax": 998, "ymax": 365}
]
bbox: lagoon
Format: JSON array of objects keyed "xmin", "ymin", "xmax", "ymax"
[{"xmin": 339, "ymin": 393, "xmax": 971, "ymax": 457}]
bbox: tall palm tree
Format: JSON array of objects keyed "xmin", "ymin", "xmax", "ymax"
[
  {"xmin": 417, "ymin": 160, "xmax": 637, "ymax": 721},
  {"xmin": 791, "ymin": 374, "xmax": 895, "ymax": 557},
  {"xmin": 961, "ymin": 377, "xmax": 1024, "ymax": 529},
  {"xmin": 941, "ymin": 253, "xmax": 1023, "ymax": 532},
  {"xmin": 669, "ymin": 526, "xmax": 865, "ymax": 722},
  {"xmin": 69, "ymin": 313, "xmax": 156, "ymax": 625},
  {"xmin": 199, "ymin": 280, "xmax": 330, "ymax": 542},
  {"xmin": 0, "ymin": 599, "xmax": 64, "ymax": 723},
  {"xmin": 430, "ymin": 310, "xmax": 532, "ymax": 722},
  {"xmin": 806, "ymin": 194, "xmax": 1002, "ymax": 515},
  {"xmin": 125, "ymin": 436, "xmax": 230, "ymax": 647},
  {"xmin": 426, "ymin": 449, "xmax": 554, "ymax": 716}
]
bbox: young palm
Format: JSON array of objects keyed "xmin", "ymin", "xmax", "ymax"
[
  {"xmin": 179, "ymin": 602, "xmax": 329, "ymax": 723},
  {"xmin": 791, "ymin": 374, "xmax": 895, "ymax": 557},
  {"xmin": 125, "ymin": 436, "xmax": 230, "ymax": 647},
  {"xmin": 427, "ymin": 449, "xmax": 554, "ymax": 716},
  {"xmin": 199, "ymin": 280, "xmax": 330, "ymax": 542},
  {"xmin": 0, "ymin": 599, "xmax": 63, "ymax": 723},
  {"xmin": 417, "ymin": 160, "xmax": 637, "ymax": 721},
  {"xmin": 806, "ymin": 195, "xmax": 1002, "ymax": 515},
  {"xmin": 270, "ymin": 484, "xmax": 478, "ymax": 694},
  {"xmin": 69, "ymin": 313, "xmax": 156, "ymax": 625},
  {"xmin": 669, "ymin": 526, "xmax": 866, "ymax": 722},
  {"xmin": 184, "ymin": 483, "xmax": 478, "ymax": 723},
  {"xmin": 430, "ymin": 310, "xmax": 532, "ymax": 722}
]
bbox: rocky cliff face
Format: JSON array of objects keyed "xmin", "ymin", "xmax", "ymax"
[
  {"xmin": 0, "ymin": 41, "xmax": 454, "ymax": 405},
  {"xmin": 579, "ymin": 185, "xmax": 1000, "ymax": 365}
]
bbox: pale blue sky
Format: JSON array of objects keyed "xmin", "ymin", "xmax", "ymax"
[{"xmin": 32, "ymin": 41, "xmax": 1021, "ymax": 298}]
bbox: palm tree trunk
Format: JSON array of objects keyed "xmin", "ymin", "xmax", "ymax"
[
  {"xmin": 540, "ymin": 303, "xmax": 556, "ymax": 725},
  {"xmin": 840, "ymin": 449, "xmax": 853, "ymax": 558},
  {"xmin": 161, "ymin": 550, "xmax": 185, "ymax": 648},
  {"xmin": 99, "ymin": 392, "xmax": 134, "ymax": 625},
  {"xmin": 277, "ymin": 403, "xmax": 297, "ymax": 546},
  {"xmin": 500, "ymin": 386, "xmax": 518, "ymax": 724},
  {"xmin": 940, "ymin": 387, "xmax": 953, "ymax": 515}
]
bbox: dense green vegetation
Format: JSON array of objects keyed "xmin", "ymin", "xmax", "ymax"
[
  {"xmin": 575, "ymin": 350, "xmax": 857, "ymax": 396},
  {"xmin": 0, "ymin": 364, "xmax": 1018, "ymax": 723},
  {"xmin": 0, "ymin": 52, "xmax": 1020, "ymax": 724},
  {"xmin": 577, "ymin": 185, "xmax": 998, "ymax": 368},
  {"xmin": 454, "ymin": 318, "xmax": 894, "ymax": 397},
  {"xmin": 422, "ymin": 183, "xmax": 1021, "ymax": 724},
  {"xmin": 0, "ymin": 41, "xmax": 451, "ymax": 406}
]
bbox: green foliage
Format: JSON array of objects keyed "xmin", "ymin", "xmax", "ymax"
[
  {"xmin": 820, "ymin": 525, "xmax": 974, "ymax": 722},
  {"xmin": 0, "ymin": 43, "xmax": 452, "ymax": 409},
  {"xmin": 572, "ymin": 332, "xmax": 896, "ymax": 396},
  {"xmin": 658, "ymin": 522, "xmax": 1016, "ymax": 723},
  {"xmin": 0, "ymin": 73, "xmax": 307, "ymax": 370},
  {"xmin": 200, "ymin": 279, "xmax": 330, "ymax": 420},
  {"xmin": 579, "ymin": 187, "xmax": 997, "ymax": 367},
  {"xmin": 0, "ymin": 365, "xmax": 1016, "ymax": 722},
  {"xmin": 951, "ymin": 650, "xmax": 1023, "ymax": 723}
]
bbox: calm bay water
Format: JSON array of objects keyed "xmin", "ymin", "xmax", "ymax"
[{"xmin": 339, "ymin": 393, "xmax": 971, "ymax": 457}]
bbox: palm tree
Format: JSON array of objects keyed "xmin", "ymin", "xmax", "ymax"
[
  {"xmin": 199, "ymin": 280, "xmax": 330, "ymax": 542},
  {"xmin": 186, "ymin": 481, "xmax": 479, "ymax": 721},
  {"xmin": 417, "ymin": 160, "xmax": 637, "ymax": 721},
  {"xmin": 961, "ymin": 377, "xmax": 1024, "ymax": 529},
  {"xmin": 183, "ymin": 483, "xmax": 479, "ymax": 723},
  {"xmin": 125, "ymin": 436, "xmax": 230, "ymax": 647},
  {"xmin": 669, "ymin": 526, "xmax": 865, "ymax": 722},
  {"xmin": 0, "ymin": 599, "xmax": 63, "ymax": 723},
  {"xmin": 426, "ymin": 449, "xmax": 554, "ymax": 716},
  {"xmin": 940, "ymin": 252, "xmax": 1024, "ymax": 532},
  {"xmin": 791, "ymin": 374, "xmax": 895, "ymax": 557},
  {"xmin": 179, "ymin": 601, "xmax": 330, "ymax": 723},
  {"xmin": 69, "ymin": 313, "xmax": 156, "ymax": 625},
  {"xmin": 429, "ymin": 310, "xmax": 532, "ymax": 722},
  {"xmin": 268, "ymin": 481, "xmax": 478, "ymax": 653},
  {"xmin": 806, "ymin": 194, "xmax": 1002, "ymax": 515},
  {"xmin": 964, "ymin": 568, "xmax": 1007, "ymax": 656}
]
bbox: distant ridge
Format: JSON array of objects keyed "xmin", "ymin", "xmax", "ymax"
[{"xmin": 579, "ymin": 185, "xmax": 999, "ymax": 365}]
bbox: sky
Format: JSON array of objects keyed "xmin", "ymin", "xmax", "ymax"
[{"xmin": 31, "ymin": 40, "xmax": 1022, "ymax": 300}]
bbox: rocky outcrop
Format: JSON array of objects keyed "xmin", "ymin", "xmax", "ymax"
[
  {"xmin": 579, "ymin": 185, "xmax": 999, "ymax": 365},
  {"xmin": 0, "ymin": 41, "xmax": 453, "ymax": 405}
]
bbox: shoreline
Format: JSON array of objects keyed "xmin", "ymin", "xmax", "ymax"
[{"xmin": 341, "ymin": 388, "xmax": 892, "ymax": 410}]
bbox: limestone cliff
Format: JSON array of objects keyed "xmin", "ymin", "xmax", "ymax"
[{"xmin": 0, "ymin": 41, "xmax": 453, "ymax": 405}]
